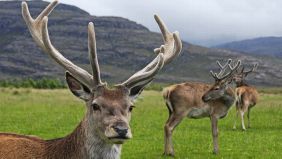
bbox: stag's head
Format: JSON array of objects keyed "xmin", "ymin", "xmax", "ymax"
[
  {"xmin": 202, "ymin": 59, "xmax": 241, "ymax": 102},
  {"xmin": 233, "ymin": 63, "xmax": 258, "ymax": 85},
  {"xmin": 22, "ymin": 0, "xmax": 182, "ymax": 144}
]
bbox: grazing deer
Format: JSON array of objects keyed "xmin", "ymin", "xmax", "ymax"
[
  {"xmin": 233, "ymin": 64, "xmax": 259, "ymax": 131},
  {"xmin": 162, "ymin": 59, "xmax": 240, "ymax": 156},
  {"xmin": 0, "ymin": 1, "xmax": 182, "ymax": 159}
]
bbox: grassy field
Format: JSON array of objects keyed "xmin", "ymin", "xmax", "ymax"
[{"xmin": 0, "ymin": 88, "xmax": 282, "ymax": 158}]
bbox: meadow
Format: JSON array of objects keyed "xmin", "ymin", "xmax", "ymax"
[{"xmin": 0, "ymin": 88, "xmax": 281, "ymax": 158}]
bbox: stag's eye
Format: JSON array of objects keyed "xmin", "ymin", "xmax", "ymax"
[
  {"xmin": 91, "ymin": 103, "xmax": 101, "ymax": 111},
  {"xmin": 214, "ymin": 87, "xmax": 220, "ymax": 90},
  {"xmin": 129, "ymin": 105, "xmax": 135, "ymax": 112}
]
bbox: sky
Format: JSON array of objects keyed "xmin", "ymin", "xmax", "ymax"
[{"xmin": 46, "ymin": 0, "xmax": 282, "ymax": 46}]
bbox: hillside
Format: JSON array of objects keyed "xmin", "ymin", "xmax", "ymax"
[
  {"xmin": 0, "ymin": 1, "xmax": 282, "ymax": 86},
  {"xmin": 214, "ymin": 37, "xmax": 282, "ymax": 57}
]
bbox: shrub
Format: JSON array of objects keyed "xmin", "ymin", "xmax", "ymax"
[{"xmin": 0, "ymin": 78, "xmax": 66, "ymax": 89}]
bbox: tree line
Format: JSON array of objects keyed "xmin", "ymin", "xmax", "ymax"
[
  {"xmin": 0, "ymin": 78, "xmax": 167, "ymax": 91},
  {"xmin": 0, "ymin": 78, "xmax": 66, "ymax": 89}
]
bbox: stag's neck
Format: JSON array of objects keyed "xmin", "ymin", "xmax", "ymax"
[
  {"xmin": 45, "ymin": 118, "xmax": 121, "ymax": 159},
  {"xmin": 83, "ymin": 118, "xmax": 122, "ymax": 159},
  {"xmin": 221, "ymin": 88, "xmax": 236, "ymax": 108},
  {"xmin": 45, "ymin": 122, "xmax": 86, "ymax": 159}
]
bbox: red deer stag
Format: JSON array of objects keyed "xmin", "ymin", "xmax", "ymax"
[
  {"xmin": 233, "ymin": 64, "xmax": 259, "ymax": 130},
  {"xmin": 162, "ymin": 59, "xmax": 240, "ymax": 156},
  {"xmin": 0, "ymin": 1, "xmax": 182, "ymax": 159}
]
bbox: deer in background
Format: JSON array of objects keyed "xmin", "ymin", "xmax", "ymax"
[
  {"xmin": 162, "ymin": 59, "xmax": 241, "ymax": 156},
  {"xmin": 233, "ymin": 64, "xmax": 259, "ymax": 131},
  {"xmin": 0, "ymin": 1, "xmax": 182, "ymax": 159}
]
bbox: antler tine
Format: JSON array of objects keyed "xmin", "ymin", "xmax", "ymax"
[
  {"xmin": 132, "ymin": 15, "xmax": 182, "ymax": 75},
  {"xmin": 216, "ymin": 59, "xmax": 232, "ymax": 77},
  {"xmin": 88, "ymin": 22, "xmax": 102, "ymax": 86},
  {"xmin": 240, "ymin": 66, "xmax": 245, "ymax": 73},
  {"xmin": 22, "ymin": 2, "xmax": 34, "ymax": 27},
  {"xmin": 22, "ymin": 1, "xmax": 94, "ymax": 88},
  {"xmin": 171, "ymin": 32, "xmax": 182, "ymax": 62},
  {"xmin": 154, "ymin": 15, "xmax": 171, "ymax": 42},
  {"xmin": 41, "ymin": 17, "xmax": 94, "ymax": 87},
  {"xmin": 36, "ymin": 0, "xmax": 58, "ymax": 21},
  {"xmin": 229, "ymin": 60, "xmax": 241, "ymax": 71},
  {"xmin": 219, "ymin": 60, "xmax": 241, "ymax": 80},
  {"xmin": 143, "ymin": 15, "xmax": 182, "ymax": 69},
  {"xmin": 22, "ymin": 1, "xmax": 58, "ymax": 48},
  {"xmin": 119, "ymin": 15, "xmax": 182, "ymax": 89},
  {"xmin": 121, "ymin": 54, "xmax": 164, "ymax": 88},
  {"xmin": 216, "ymin": 59, "xmax": 232, "ymax": 69},
  {"xmin": 243, "ymin": 63, "xmax": 258, "ymax": 74},
  {"xmin": 210, "ymin": 70, "xmax": 219, "ymax": 80},
  {"xmin": 154, "ymin": 15, "xmax": 182, "ymax": 65},
  {"xmin": 210, "ymin": 59, "xmax": 241, "ymax": 81}
]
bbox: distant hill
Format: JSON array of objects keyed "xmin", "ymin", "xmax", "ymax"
[
  {"xmin": 0, "ymin": 1, "xmax": 282, "ymax": 86},
  {"xmin": 214, "ymin": 37, "xmax": 282, "ymax": 57}
]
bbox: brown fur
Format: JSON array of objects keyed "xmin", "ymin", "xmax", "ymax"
[
  {"xmin": 0, "ymin": 122, "xmax": 86, "ymax": 159},
  {"xmin": 163, "ymin": 81, "xmax": 235, "ymax": 156},
  {"xmin": 233, "ymin": 84, "xmax": 259, "ymax": 130},
  {"xmin": 236, "ymin": 86, "xmax": 258, "ymax": 107}
]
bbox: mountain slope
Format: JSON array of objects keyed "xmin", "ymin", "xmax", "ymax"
[
  {"xmin": 214, "ymin": 37, "xmax": 282, "ymax": 57},
  {"xmin": 0, "ymin": 1, "xmax": 282, "ymax": 86}
]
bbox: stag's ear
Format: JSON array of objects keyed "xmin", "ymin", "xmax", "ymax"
[
  {"xmin": 65, "ymin": 72, "xmax": 91, "ymax": 101},
  {"xmin": 129, "ymin": 79, "xmax": 152, "ymax": 101}
]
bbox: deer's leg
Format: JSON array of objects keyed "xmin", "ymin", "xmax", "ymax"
[
  {"xmin": 233, "ymin": 105, "xmax": 239, "ymax": 129},
  {"xmin": 240, "ymin": 110, "xmax": 246, "ymax": 131},
  {"xmin": 163, "ymin": 113, "xmax": 185, "ymax": 156},
  {"xmin": 247, "ymin": 107, "xmax": 251, "ymax": 128},
  {"xmin": 210, "ymin": 115, "xmax": 219, "ymax": 154}
]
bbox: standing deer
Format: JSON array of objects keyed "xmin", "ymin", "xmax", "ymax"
[
  {"xmin": 233, "ymin": 64, "xmax": 259, "ymax": 131},
  {"xmin": 0, "ymin": 1, "xmax": 182, "ymax": 159},
  {"xmin": 162, "ymin": 59, "xmax": 241, "ymax": 156}
]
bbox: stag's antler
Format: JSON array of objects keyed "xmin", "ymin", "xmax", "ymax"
[
  {"xmin": 215, "ymin": 59, "xmax": 232, "ymax": 77},
  {"xmin": 210, "ymin": 59, "xmax": 241, "ymax": 81},
  {"xmin": 22, "ymin": 0, "xmax": 182, "ymax": 90},
  {"xmin": 22, "ymin": 0, "xmax": 96, "ymax": 88},
  {"xmin": 240, "ymin": 63, "xmax": 258, "ymax": 75},
  {"xmin": 120, "ymin": 15, "xmax": 182, "ymax": 88}
]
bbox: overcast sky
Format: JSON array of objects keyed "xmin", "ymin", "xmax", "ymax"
[{"xmin": 46, "ymin": 0, "xmax": 282, "ymax": 46}]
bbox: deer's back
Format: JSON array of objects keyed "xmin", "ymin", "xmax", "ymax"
[
  {"xmin": 163, "ymin": 82, "xmax": 211, "ymax": 111},
  {"xmin": 236, "ymin": 86, "xmax": 259, "ymax": 106},
  {"xmin": 0, "ymin": 133, "xmax": 45, "ymax": 159}
]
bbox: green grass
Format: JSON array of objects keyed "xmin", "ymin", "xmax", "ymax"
[{"xmin": 0, "ymin": 88, "xmax": 282, "ymax": 158}]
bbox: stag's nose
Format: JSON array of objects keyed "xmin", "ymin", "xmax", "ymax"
[{"xmin": 113, "ymin": 125, "xmax": 128, "ymax": 137}]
